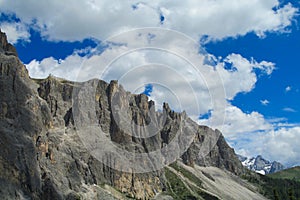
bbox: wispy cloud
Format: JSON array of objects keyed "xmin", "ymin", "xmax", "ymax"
[
  {"xmin": 285, "ymin": 86, "xmax": 292, "ymax": 92},
  {"xmin": 266, "ymin": 117, "xmax": 287, "ymax": 124},
  {"xmin": 260, "ymin": 99, "xmax": 269, "ymax": 106},
  {"xmin": 283, "ymin": 107, "xmax": 297, "ymax": 113}
]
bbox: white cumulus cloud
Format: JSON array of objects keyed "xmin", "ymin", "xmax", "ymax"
[
  {"xmin": 199, "ymin": 104, "xmax": 272, "ymax": 137},
  {"xmin": 236, "ymin": 126, "xmax": 300, "ymax": 167},
  {"xmin": 0, "ymin": 22, "xmax": 30, "ymax": 44},
  {"xmin": 0, "ymin": 0, "xmax": 298, "ymax": 41}
]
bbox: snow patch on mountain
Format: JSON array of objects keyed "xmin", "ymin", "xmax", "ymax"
[{"xmin": 238, "ymin": 155, "xmax": 285, "ymax": 175}]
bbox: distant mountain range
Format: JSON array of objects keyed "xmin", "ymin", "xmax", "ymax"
[{"xmin": 238, "ymin": 155, "xmax": 285, "ymax": 175}]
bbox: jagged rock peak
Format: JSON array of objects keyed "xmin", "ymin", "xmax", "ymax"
[
  {"xmin": 239, "ymin": 154, "xmax": 285, "ymax": 175},
  {"xmin": 0, "ymin": 29, "xmax": 18, "ymax": 56}
]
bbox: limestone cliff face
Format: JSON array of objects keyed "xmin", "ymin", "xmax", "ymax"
[
  {"xmin": 0, "ymin": 30, "xmax": 244, "ymax": 200},
  {"xmin": 182, "ymin": 127, "xmax": 244, "ymax": 175}
]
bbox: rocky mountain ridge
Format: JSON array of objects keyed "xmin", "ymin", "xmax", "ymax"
[
  {"xmin": 0, "ymin": 29, "xmax": 267, "ymax": 200},
  {"xmin": 238, "ymin": 155, "xmax": 285, "ymax": 175}
]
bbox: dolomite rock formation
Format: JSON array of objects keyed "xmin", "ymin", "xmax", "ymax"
[{"xmin": 0, "ymin": 29, "xmax": 245, "ymax": 200}]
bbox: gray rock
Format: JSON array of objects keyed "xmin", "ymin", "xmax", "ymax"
[{"xmin": 269, "ymin": 161, "xmax": 285, "ymax": 174}]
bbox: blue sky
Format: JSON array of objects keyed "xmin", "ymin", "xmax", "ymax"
[{"xmin": 1, "ymin": 0, "xmax": 300, "ymax": 167}]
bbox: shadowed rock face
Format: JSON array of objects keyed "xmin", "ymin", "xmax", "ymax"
[
  {"xmin": 0, "ymin": 29, "xmax": 244, "ymax": 199},
  {"xmin": 269, "ymin": 161, "xmax": 285, "ymax": 174},
  {"xmin": 0, "ymin": 30, "xmax": 18, "ymax": 56}
]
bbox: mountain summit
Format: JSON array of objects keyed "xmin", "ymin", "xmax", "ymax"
[
  {"xmin": 238, "ymin": 155, "xmax": 284, "ymax": 175},
  {"xmin": 0, "ymin": 29, "xmax": 268, "ymax": 200}
]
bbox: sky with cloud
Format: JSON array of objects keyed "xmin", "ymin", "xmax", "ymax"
[{"xmin": 1, "ymin": 0, "xmax": 299, "ymax": 167}]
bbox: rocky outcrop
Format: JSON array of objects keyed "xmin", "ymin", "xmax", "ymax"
[
  {"xmin": 0, "ymin": 29, "xmax": 18, "ymax": 56},
  {"xmin": 0, "ymin": 31, "xmax": 51, "ymax": 199},
  {"xmin": 0, "ymin": 29, "xmax": 245, "ymax": 199},
  {"xmin": 269, "ymin": 161, "xmax": 285, "ymax": 174},
  {"xmin": 182, "ymin": 127, "xmax": 244, "ymax": 175}
]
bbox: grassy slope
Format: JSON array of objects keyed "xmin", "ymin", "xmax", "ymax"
[{"xmin": 267, "ymin": 166, "xmax": 300, "ymax": 182}]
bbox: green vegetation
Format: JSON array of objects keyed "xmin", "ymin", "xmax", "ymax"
[
  {"xmin": 169, "ymin": 162, "xmax": 203, "ymax": 187},
  {"xmin": 164, "ymin": 167, "xmax": 198, "ymax": 200},
  {"xmin": 268, "ymin": 166, "xmax": 300, "ymax": 182},
  {"xmin": 261, "ymin": 175, "xmax": 300, "ymax": 200},
  {"xmin": 188, "ymin": 184, "xmax": 219, "ymax": 200},
  {"xmin": 241, "ymin": 169, "xmax": 300, "ymax": 200},
  {"xmin": 166, "ymin": 162, "xmax": 219, "ymax": 200}
]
